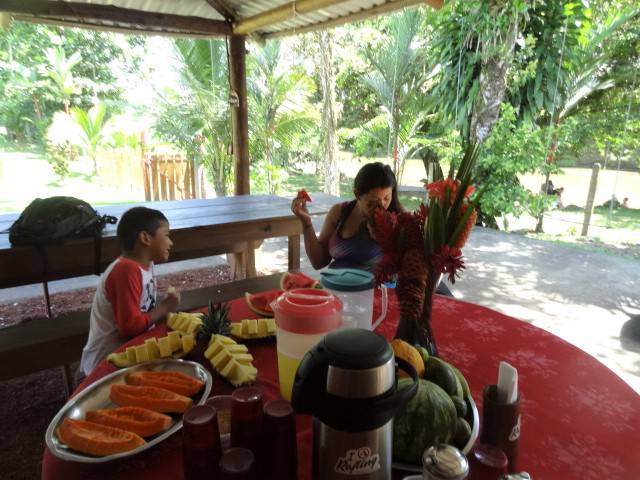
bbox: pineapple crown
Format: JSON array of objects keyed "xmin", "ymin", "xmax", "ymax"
[{"xmin": 199, "ymin": 301, "xmax": 231, "ymax": 341}]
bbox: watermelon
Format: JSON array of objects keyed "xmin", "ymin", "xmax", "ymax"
[
  {"xmin": 296, "ymin": 189, "xmax": 312, "ymax": 202},
  {"xmin": 244, "ymin": 290, "xmax": 283, "ymax": 317},
  {"xmin": 280, "ymin": 272, "xmax": 320, "ymax": 290},
  {"xmin": 393, "ymin": 379, "xmax": 458, "ymax": 464}
]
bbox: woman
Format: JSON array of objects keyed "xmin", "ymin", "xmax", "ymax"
[{"xmin": 291, "ymin": 162, "xmax": 403, "ymax": 272}]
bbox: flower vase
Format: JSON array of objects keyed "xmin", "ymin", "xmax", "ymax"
[{"xmin": 395, "ymin": 270, "xmax": 440, "ymax": 356}]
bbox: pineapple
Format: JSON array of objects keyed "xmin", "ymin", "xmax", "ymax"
[{"xmin": 198, "ymin": 301, "xmax": 231, "ymax": 345}]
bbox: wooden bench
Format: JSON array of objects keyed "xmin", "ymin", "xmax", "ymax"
[{"xmin": 0, "ymin": 274, "xmax": 283, "ymax": 393}]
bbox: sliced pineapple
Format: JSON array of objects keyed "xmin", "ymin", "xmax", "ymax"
[
  {"xmin": 168, "ymin": 312, "xmax": 204, "ymax": 336},
  {"xmin": 204, "ymin": 334, "xmax": 258, "ymax": 386},
  {"xmin": 230, "ymin": 318, "xmax": 277, "ymax": 340},
  {"xmin": 107, "ymin": 332, "xmax": 196, "ymax": 368}
]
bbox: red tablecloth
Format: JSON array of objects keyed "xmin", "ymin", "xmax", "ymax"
[{"xmin": 42, "ymin": 292, "xmax": 640, "ymax": 480}]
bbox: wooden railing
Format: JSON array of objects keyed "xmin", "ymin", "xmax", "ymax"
[{"xmin": 143, "ymin": 154, "xmax": 202, "ymax": 201}]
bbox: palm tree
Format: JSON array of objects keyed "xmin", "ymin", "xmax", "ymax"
[
  {"xmin": 44, "ymin": 47, "xmax": 80, "ymax": 114},
  {"xmin": 362, "ymin": 9, "xmax": 427, "ymax": 178},
  {"xmin": 71, "ymin": 103, "xmax": 109, "ymax": 175},
  {"xmin": 169, "ymin": 38, "xmax": 233, "ymax": 196},
  {"xmin": 248, "ymin": 40, "xmax": 317, "ymax": 194}
]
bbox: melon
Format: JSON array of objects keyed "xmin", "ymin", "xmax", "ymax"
[
  {"xmin": 280, "ymin": 272, "xmax": 320, "ymax": 290},
  {"xmin": 244, "ymin": 290, "xmax": 283, "ymax": 317},
  {"xmin": 393, "ymin": 378, "xmax": 458, "ymax": 464}
]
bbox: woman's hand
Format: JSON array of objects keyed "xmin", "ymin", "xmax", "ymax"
[{"xmin": 291, "ymin": 197, "xmax": 312, "ymax": 228}]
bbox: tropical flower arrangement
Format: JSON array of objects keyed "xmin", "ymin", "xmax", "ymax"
[{"xmin": 374, "ymin": 143, "xmax": 481, "ymax": 355}]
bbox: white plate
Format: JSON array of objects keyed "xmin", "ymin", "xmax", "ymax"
[
  {"xmin": 45, "ymin": 359, "xmax": 212, "ymax": 463},
  {"xmin": 392, "ymin": 395, "xmax": 479, "ymax": 473}
]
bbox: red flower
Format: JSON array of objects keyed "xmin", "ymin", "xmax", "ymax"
[
  {"xmin": 431, "ymin": 245, "xmax": 465, "ymax": 284},
  {"xmin": 426, "ymin": 179, "xmax": 474, "ymax": 207},
  {"xmin": 453, "ymin": 204, "xmax": 478, "ymax": 250}
]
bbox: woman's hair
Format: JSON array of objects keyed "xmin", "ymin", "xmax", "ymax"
[{"xmin": 353, "ymin": 162, "xmax": 403, "ymax": 212}]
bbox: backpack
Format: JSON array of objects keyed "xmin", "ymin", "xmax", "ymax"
[{"xmin": 9, "ymin": 196, "xmax": 117, "ymax": 247}]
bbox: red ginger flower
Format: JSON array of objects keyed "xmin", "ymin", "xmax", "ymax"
[
  {"xmin": 453, "ymin": 203, "xmax": 478, "ymax": 250},
  {"xmin": 426, "ymin": 179, "xmax": 475, "ymax": 207},
  {"xmin": 431, "ymin": 245, "xmax": 465, "ymax": 284}
]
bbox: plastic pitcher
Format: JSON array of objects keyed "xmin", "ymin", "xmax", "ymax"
[
  {"xmin": 272, "ymin": 288, "xmax": 342, "ymax": 400},
  {"xmin": 320, "ymin": 268, "xmax": 388, "ymax": 331}
]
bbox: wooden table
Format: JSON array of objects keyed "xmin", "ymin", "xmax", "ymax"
[{"xmin": 0, "ymin": 194, "xmax": 337, "ymax": 289}]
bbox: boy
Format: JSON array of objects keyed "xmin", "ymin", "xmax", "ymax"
[{"xmin": 79, "ymin": 207, "xmax": 181, "ymax": 378}]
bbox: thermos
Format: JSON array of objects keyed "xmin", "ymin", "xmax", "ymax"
[{"xmin": 292, "ymin": 329, "xmax": 419, "ymax": 479}]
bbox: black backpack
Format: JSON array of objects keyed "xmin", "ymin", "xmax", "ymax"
[{"xmin": 9, "ymin": 196, "xmax": 117, "ymax": 246}]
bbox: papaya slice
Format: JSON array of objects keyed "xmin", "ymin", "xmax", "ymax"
[
  {"xmin": 85, "ymin": 407, "xmax": 172, "ymax": 438},
  {"xmin": 56, "ymin": 417, "xmax": 145, "ymax": 457},
  {"xmin": 244, "ymin": 290, "xmax": 282, "ymax": 317},
  {"xmin": 126, "ymin": 371, "xmax": 204, "ymax": 397},
  {"xmin": 110, "ymin": 384, "xmax": 193, "ymax": 413}
]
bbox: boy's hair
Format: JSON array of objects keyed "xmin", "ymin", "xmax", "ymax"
[{"xmin": 117, "ymin": 207, "xmax": 168, "ymax": 251}]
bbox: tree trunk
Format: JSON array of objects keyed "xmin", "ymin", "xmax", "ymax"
[
  {"xmin": 316, "ymin": 31, "xmax": 340, "ymax": 196},
  {"xmin": 470, "ymin": 24, "xmax": 518, "ymax": 144}
]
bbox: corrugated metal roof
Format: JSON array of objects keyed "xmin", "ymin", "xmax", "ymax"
[{"xmin": 1, "ymin": 0, "xmax": 441, "ymax": 38}]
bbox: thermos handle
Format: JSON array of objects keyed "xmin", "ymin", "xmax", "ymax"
[{"xmin": 371, "ymin": 284, "xmax": 388, "ymax": 331}]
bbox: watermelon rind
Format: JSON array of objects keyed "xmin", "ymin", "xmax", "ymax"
[{"xmin": 393, "ymin": 379, "xmax": 458, "ymax": 464}]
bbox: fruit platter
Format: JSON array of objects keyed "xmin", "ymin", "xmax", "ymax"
[
  {"xmin": 390, "ymin": 340, "xmax": 480, "ymax": 472},
  {"xmin": 45, "ymin": 359, "xmax": 212, "ymax": 463}
]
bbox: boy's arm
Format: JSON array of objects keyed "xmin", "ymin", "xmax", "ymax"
[{"xmin": 105, "ymin": 262, "xmax": 155, "ymax": 337}]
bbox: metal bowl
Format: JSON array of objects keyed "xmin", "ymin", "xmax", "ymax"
[{"xmin": 45, "ymin": 359, "xmax": 212, "ymax": 463}]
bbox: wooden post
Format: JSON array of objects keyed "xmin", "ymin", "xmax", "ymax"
[
  {"xmin": 229, "ymin": 34, "xmax": 253, "ymax": 278},
  {"xmin": 229, "ymin": 35, "xmax": 250, "ymax": 196},
  {"xmin": 151, "ymin": 156, "xmax": 159, "ymax": 201},
  {"xmin": 582, "ymin": 163, "xmax": 600, "ymax": 236}
]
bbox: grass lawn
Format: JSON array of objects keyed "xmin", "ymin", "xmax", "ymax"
[{"xmin": 0, "ymin": 150, "xmax": 143, "ymax": 214}]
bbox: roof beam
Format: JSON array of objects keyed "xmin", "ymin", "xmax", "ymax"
[
  {"xmin": 263, "ymin": 0, "xmax": 442, "ymax": 39},
  {"xmin": 234, "ymin": 0, "xmax": 350, "ymax": 36},
  {"xmin": 205, "ymin": 0, "xmax": 237, "ymax": 22},
  {"xmin": 0, "ymin": 0, "xmax": 232, "ymax": 36}
]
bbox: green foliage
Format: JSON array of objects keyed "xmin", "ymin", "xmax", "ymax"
[
  {"xmin": 248, "ymin": 40, "xmax": 318, "ymax": 194},
  {"xmin": 154, "ymin": 38, "xmax": 232, "ymax": 196},
  {"xmin": 0, "ymin": 23, "xmax": 145, "ymax": 147},
  {"xmin": 473, "ymin": 104, "xmax": 575, "ymax": 225},
  {"xmin": 71, "ymin": 103, "xmax": 110, "ymax": 173}
]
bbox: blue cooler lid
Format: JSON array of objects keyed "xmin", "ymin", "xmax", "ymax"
[{"xmin": 320, "ymin": 268, "xmax": 375, "ymax": 292}]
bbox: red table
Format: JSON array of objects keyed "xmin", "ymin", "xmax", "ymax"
[{"xmin": 42, "ymin": 290, "xmax": 640, "ymax": 479}]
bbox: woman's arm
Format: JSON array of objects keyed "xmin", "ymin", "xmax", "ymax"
[{"xmin": 293, "ymin": 199, "xmax": 341, "ymax": 270}]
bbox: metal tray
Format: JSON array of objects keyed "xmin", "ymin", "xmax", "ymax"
[
  {"xmin": 45, "ymin": 359, "xmax": 212, "ymax": 463},
  {"xmin": 392, "ymin": 395, "xmax": 480, "ymax": 473}
]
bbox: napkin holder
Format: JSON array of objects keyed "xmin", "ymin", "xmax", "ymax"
[{"xmin": 481, "ymin": 384, "xmax": 520, "ymax": 473}]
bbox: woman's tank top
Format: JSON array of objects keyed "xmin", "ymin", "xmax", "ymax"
[{"xmin": 327, "ymin": 200, "xmax": 381, "ymax": 272}]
